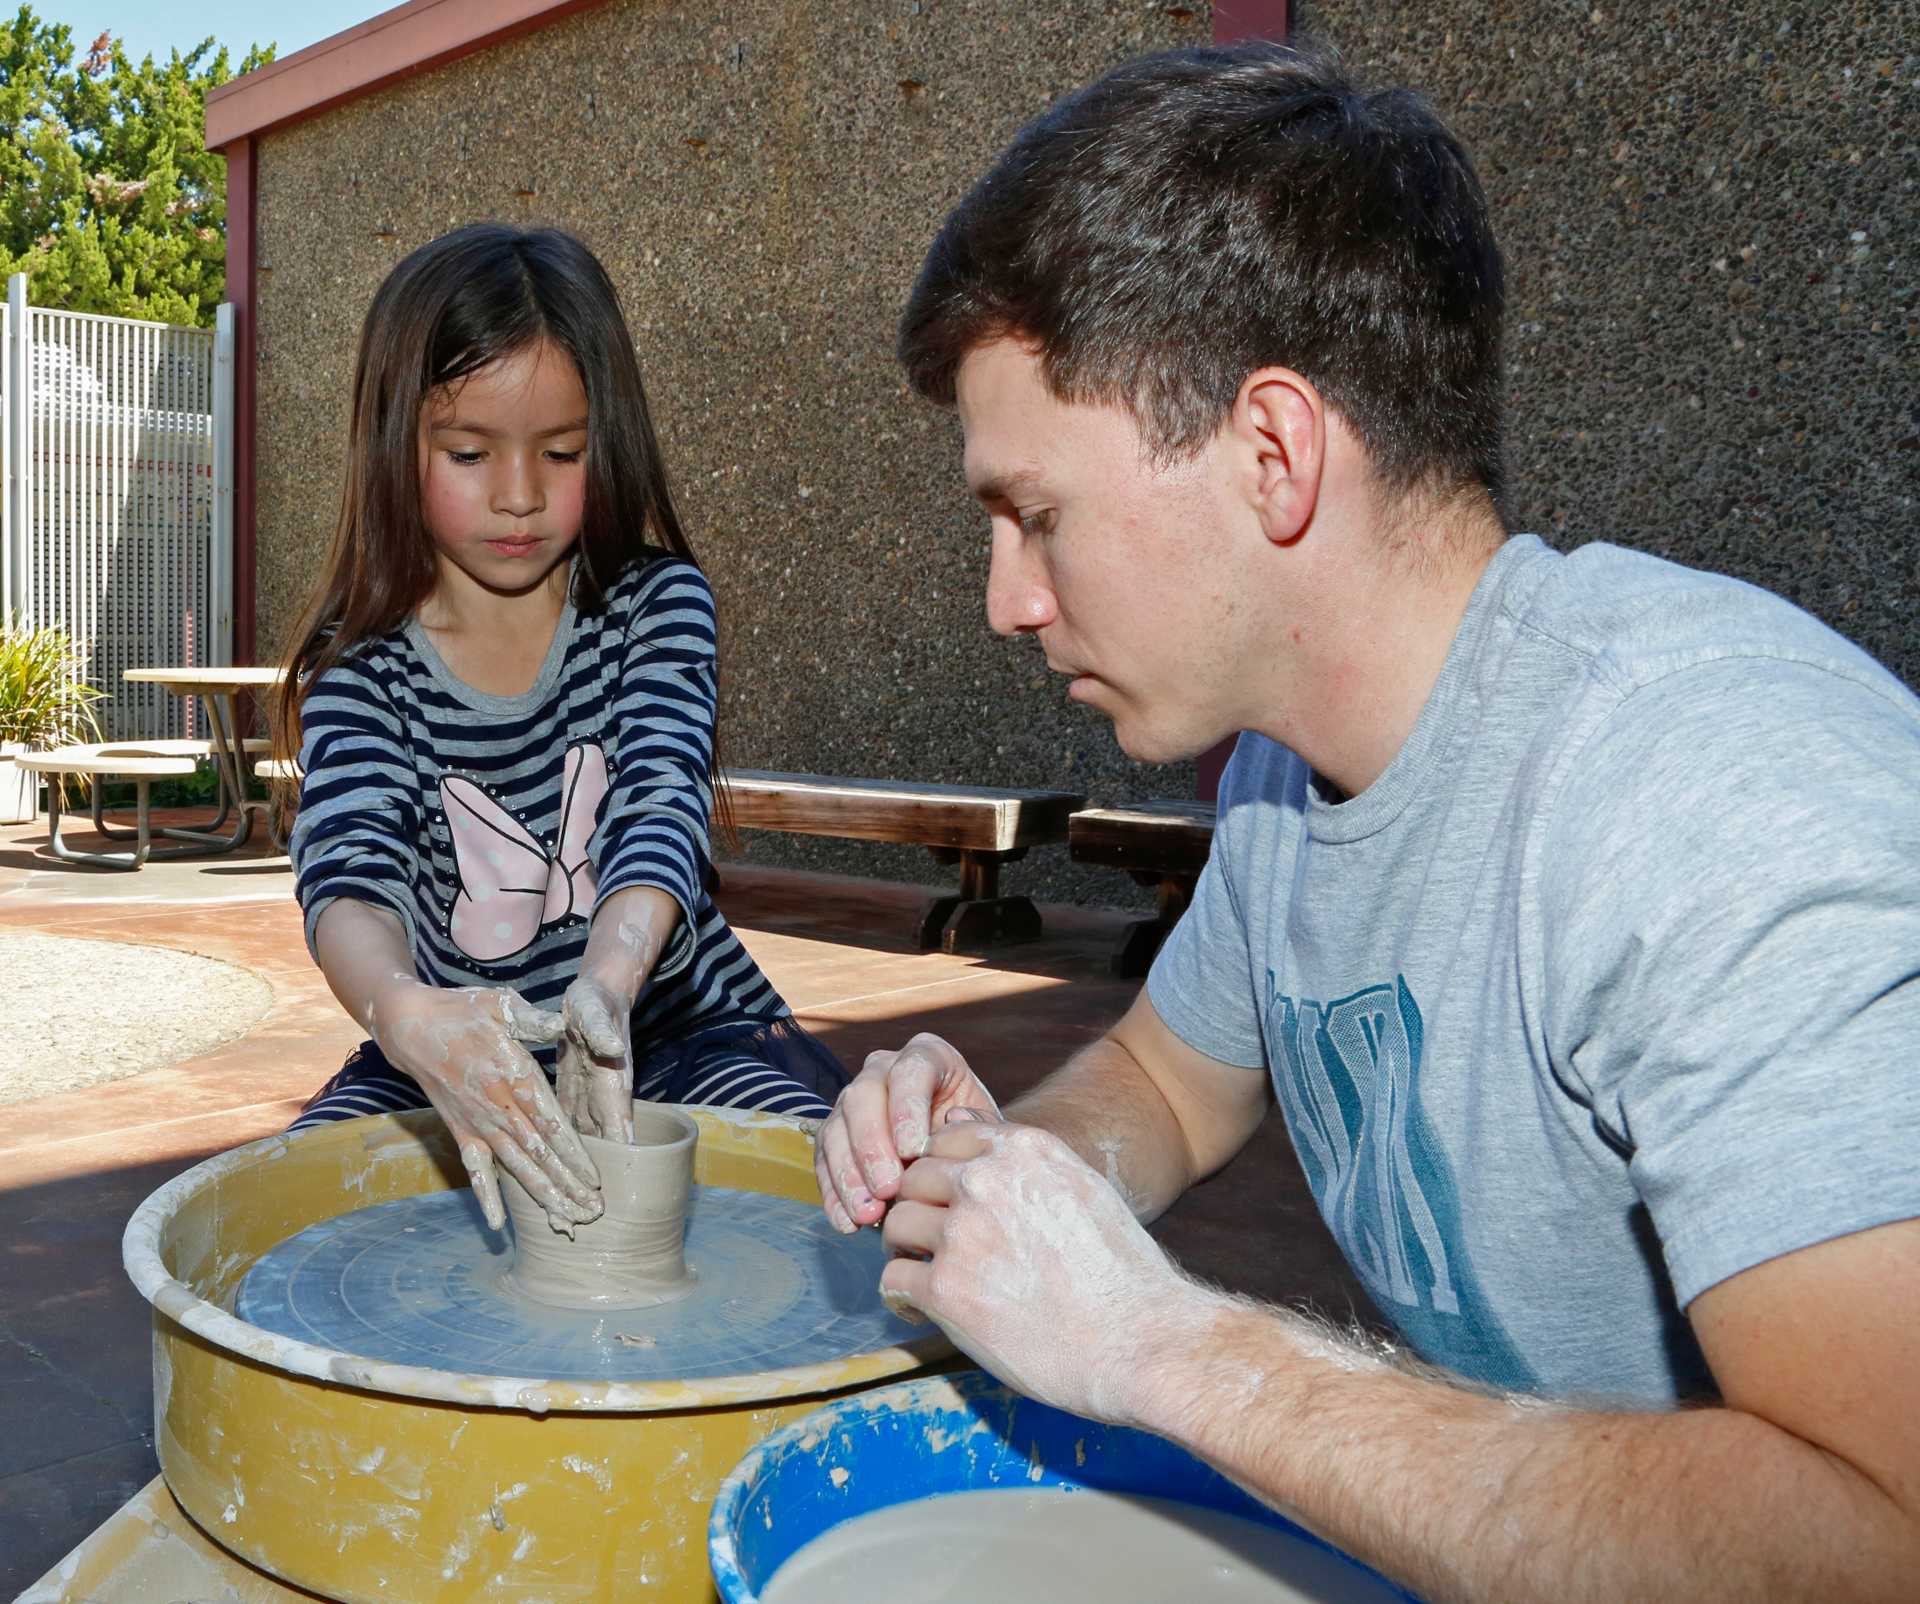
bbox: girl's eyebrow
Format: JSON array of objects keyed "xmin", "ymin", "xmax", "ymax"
[{"xmin": 430, "ymin": 415, "xmax": 590, "ymax": 437}]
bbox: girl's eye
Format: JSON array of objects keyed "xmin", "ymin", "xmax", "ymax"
[
  {"xmin": 545, "ymin": 449, "xmax": 584, "ymax": 464},
  {"xmin": 1019, "ymin": 509, "xmax": 1057, "ymax": 538},
  {"xmin": 446, "ymin": 450, "xmax": 485, "ymax": 466}
]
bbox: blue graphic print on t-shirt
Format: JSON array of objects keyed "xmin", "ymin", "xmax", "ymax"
[{"xmin": 1265, "ymin": 973, "xmax": 1538, "ymax": 1393}]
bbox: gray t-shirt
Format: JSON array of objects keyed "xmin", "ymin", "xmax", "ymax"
[{"xmin": 1151, "ymin": 535, "xmax": 1920, "ymax": 1404}]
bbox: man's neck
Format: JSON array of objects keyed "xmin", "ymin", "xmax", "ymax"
[{"xmin": 1253, "ymin": 500, "xmax": 1508, "ymax": 800}]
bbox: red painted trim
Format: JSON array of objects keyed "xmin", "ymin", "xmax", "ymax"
[
  {"xmin": 226, "ymin": 137, "xmax": 258, "ymax": 667},
  {"xmin": 205, "ymin": 0, "xmax": 616, "ymax": 148},
  {"xmin": 1213, "ymin": 0, "xmax": 1294, "ymax": 44}
]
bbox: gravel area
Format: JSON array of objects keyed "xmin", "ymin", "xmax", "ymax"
[{"xmin": 0, "ymin": 932, "xmax": 275, "ymax": 1104}]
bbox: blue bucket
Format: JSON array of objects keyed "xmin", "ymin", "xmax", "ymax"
[{"xmin": 709, "ymin": 1369, "xmax": 1424, "ymax": 1602}]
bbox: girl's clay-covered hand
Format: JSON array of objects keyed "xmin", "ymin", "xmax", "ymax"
[
  {"xmin": 377, "ymin": 981, "xmax": 603, "ymax": 1232},
  {"xmin": 814, "ymin": 1032, "xmax": 1002, "ymax": 1234},
  {"xmin": 312, "ymin": 897, "xmax": 602, "ymax": 1232},
  {"xmin": 556, "ymin": 887, "xmax": 681, "ymax": 1143},
  {"xmin": 878, "ymin": 1116, "xmax": 1222, "ymax": 1426}
]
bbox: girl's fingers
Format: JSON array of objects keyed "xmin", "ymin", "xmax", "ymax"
[
  {"xmin": 585, "ymin": 1062, "xmax": 633, "ymax": 1143},
  {"xmin": 567, "ymin": 986, "xmax": 627, "ymax": 1061},
  {"xmin": 490, "ymin": 1129, "xmax": 592, "ymax": 1228},
  {"xmin": 493, "ymin": 1078, "xmax": 602, "ymax": 1212},
  {"xmin": 456, "ymin": 1135, "xmax": 506, "ymax": 1231},
  {"xmin": 498, "ymin": 990, "xmax": 566, "ymax": 1046},
  {"xmin": 503, "ymin": 1049, "xmax": 604, "ymax": 1193},
  {"xmin": 554, "ymin": 1039, "xmax": 593, "ymax": 1135}
]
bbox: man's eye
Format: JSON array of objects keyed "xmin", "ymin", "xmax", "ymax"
[{"xmin": 1019, "ymin": 509, "xmax": 1057, "ymax": 538}]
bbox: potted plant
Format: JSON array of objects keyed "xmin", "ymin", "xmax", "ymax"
[{"xmin": 0, "ymin": 619, "xmax": 103, "ymax": 824}]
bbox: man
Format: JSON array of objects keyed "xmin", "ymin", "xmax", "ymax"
[{"xmin": 813, "ymin": 41, "xmax": 1920, "ymax": 1604}]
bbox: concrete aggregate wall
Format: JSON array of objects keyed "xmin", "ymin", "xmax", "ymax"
[
  {"xmin": 254, "ymin": 0, "xmax": 1917, "ymax": 906},
  {"xmin": 254, "ymin": 0, "xmax": 1207, "ymax": 909},
  {"xmin": 1301, "ymin": 1, "xmax": 1918, "ymax": 677}
]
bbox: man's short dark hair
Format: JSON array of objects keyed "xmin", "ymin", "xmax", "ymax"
[{"xmin": 898, "ymin": 41, "xmax": 1505, "ymax": 501}]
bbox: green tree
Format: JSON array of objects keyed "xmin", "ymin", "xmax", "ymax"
[{"xmin": 0, "ymin": 8, "xmax": 272, "ymax": 328}]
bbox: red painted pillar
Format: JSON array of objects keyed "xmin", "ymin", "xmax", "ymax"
[
  {"xmin": 224, "ymin": 136, "xmax": 259, "ymax": 668},
  {"xmin": 1213, "ymin": 0, "xmax": 1293, "ymax": 43},
  {"xmin": 1196, "ymin": 0, "xmax": 1289, "ymax": 800}
]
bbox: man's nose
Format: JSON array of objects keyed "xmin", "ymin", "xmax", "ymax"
[{"xmin": 984, "ymin": 524, "xmax": 1057, "ymax": 638}]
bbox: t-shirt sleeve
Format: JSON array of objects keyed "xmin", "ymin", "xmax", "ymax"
[
  {"xmin": 289, "ymin": 658, "xmax": 424, "ymax": 961},
  {"xmin": 591, "ymin": 560, "xmax": 721, "ymax": 981},
  {"xmin": 1146, "ymin": 742, "xmax": 1277, "ymax": 1071},
  {"xmin": 1540, "ymin": 656, "xmax": 1920, "ymax": 1309}
]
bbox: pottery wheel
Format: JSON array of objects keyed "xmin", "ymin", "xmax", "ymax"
[{"xmin": 236, "ymin": 1185, "xmax": 921, "ymax": 1382}]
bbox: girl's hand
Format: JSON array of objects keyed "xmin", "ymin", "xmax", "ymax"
[
  {"xmin": 376, "ymin": 981, "xmax": 601, "ymax": 1231},
  {"xmin": 557, "ymin": 887, "xmax": 682, "ymax": 1142}
]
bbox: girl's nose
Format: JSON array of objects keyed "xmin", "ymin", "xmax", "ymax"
[
  {"xmin": 984, "ymin": 523, "xmax": 1059, "ymax": 638},
  {"xmin": 494, "ymin": 453, "xmax": 545, "ymax": 518}
]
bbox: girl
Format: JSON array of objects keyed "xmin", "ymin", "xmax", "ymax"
[{"xmin": 276, "ymin": 223, "xmax": 847, "ymax": 1231}]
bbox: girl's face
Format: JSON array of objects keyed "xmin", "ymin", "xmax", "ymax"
[{"xmin": 419, "ymin": 339, "xmax": 589, "ymax": 597}]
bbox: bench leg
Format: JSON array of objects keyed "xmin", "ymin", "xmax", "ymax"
[
  {"xmin": 1108, "ymin": 872, "xmax": 1199, "ymax": 979},
  {"xmin": 46, "ymin": 775, "xmax": 151, "ymax": 870},
  {"xmin": 917, "ymin": 847, "xmax": 1044, "ymax": 954}
]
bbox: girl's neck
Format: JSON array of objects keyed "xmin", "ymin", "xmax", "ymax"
[{"xmin": 416, "ymin": 554, "xmax": 572, "ymax": 698}]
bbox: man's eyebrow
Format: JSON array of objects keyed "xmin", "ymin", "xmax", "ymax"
[{"xmin": 969, "ymin": 465, "xmax": 1046, "ymax": 502}]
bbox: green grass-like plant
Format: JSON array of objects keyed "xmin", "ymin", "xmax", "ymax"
[{"xmin": 0, "ymin": 618, "xmax": 103, "ymax": 749}]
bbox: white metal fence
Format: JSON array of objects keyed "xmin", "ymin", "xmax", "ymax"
[{"xmin": 0, "ymin": 275, "xmax": 235, "ymax": 740}]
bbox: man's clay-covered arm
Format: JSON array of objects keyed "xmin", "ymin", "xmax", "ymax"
[
  {"xmin": 812, "ymin": 989, "xmax": 1270, "ymax": 1233},
  {"xmin": 880, "ymin": 1116, "xmax": 1920, "ymax": 1604}
]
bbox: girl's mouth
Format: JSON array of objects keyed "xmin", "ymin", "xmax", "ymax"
[{"xmin": 487, "ymin": 536, "xmax": 542, "ymax": 558}]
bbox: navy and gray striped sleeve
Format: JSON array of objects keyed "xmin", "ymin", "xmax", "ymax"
[
  {"xmin": 592, "ymin": 561, "xmax": 719, "ymax": 980},
  {"xmin": 289, "ymin": 654, "xmax": 423, "ymax": 959}
]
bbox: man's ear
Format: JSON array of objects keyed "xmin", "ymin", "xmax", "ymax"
[{"xmin": 1229, "ymin": 367, "xmax": 1325, "ymax": 547}]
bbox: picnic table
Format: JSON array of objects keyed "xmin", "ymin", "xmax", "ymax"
[{"xmin": 121, "ymin": 666, "xmax": 285, "ymax": 854}]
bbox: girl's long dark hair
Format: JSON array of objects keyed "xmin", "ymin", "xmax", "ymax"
[{"xmin": 274, "ymin": 224, "xmax": 734, "ymax": 841}]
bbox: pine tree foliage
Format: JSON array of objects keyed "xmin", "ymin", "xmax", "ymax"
[{"xmin": 0, "ymin": 7, "xmax": 271, "ymax": 328}]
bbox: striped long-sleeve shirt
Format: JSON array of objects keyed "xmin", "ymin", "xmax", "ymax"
[{"xmin": 290, "ymin": 556, "xmax": 786, "ymax": 1054}]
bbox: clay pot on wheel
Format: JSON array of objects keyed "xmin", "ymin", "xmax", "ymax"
[{"xmin": 499, "ymin": 1102, "xmax": 699, "ymax": 1310}]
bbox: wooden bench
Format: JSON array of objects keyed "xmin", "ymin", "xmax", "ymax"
[
  {"xmin": 724, "ymin": 770, "xmax": 1086, "ymax": 953},
  {"xmin": 1069, "ymin": 799, "xmax": 1217, "ymax": 978}
]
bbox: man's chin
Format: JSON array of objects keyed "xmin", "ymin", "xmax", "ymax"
[{"xmin": 1109, "ymin": 715, "xmax": 1224, "ymax": 768}]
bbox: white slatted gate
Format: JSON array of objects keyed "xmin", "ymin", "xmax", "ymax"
[{"xmin": 0, "ymin": 274, "xmax": 235, "ymax": 741}]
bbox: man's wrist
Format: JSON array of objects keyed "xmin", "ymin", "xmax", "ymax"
[{"xmin": 1121, "ymin": 1287, "xmax": 1351, "ymax": 1455}]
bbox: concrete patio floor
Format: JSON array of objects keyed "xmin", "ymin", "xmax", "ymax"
[{"xmin": 0, "ymin": 807, "xmax": 1377, "ymax": 1596}]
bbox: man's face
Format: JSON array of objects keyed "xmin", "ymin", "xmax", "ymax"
[{"xmin": 956, "ymin": 339, "xmax": 1257, "ymax": 764}]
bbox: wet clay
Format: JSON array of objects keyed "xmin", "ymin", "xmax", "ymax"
[
  {"xmin": 498, "ymin": 1102, "xmax": 698, "ymax": 1310},
  {"xmin": 759, "ymin": 1486, "xmax": 1407, "ymax": 1604}
]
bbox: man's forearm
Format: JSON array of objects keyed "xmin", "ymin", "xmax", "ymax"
[
  {"xmin": 1132, "ymin": 1292, "xmax": 1915, "ymax": 1604},
  {"xmin": 1003, "ymin": 1037, "xmax": 1198, "ymax": 1220}
]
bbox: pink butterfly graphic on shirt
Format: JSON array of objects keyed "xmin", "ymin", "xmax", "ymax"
[{"xmin": 442, "ymin": 742, "xmax": 608, "ymax": 962}]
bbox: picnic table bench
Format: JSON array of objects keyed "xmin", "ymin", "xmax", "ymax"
[
  {"xmin": 724, "ymin": 769, "xmax": 1086, "ymax": 953},
  {"xmin": 16, "ymin": 744, "xmax": 208, "ymax": 869},
  {"xmin": 1069, "ymin": 799, "xmax": 1218, "ymax": 977}
]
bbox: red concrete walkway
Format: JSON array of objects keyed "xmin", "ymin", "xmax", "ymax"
[{"xmin": 0, "ymin": 810, "xmax": 1375, "ymax": 1595}]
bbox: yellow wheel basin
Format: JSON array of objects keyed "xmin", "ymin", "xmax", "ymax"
[{"xmin": 123, "ymin": 1107, "xmax": 949, "ymax": 1604}]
